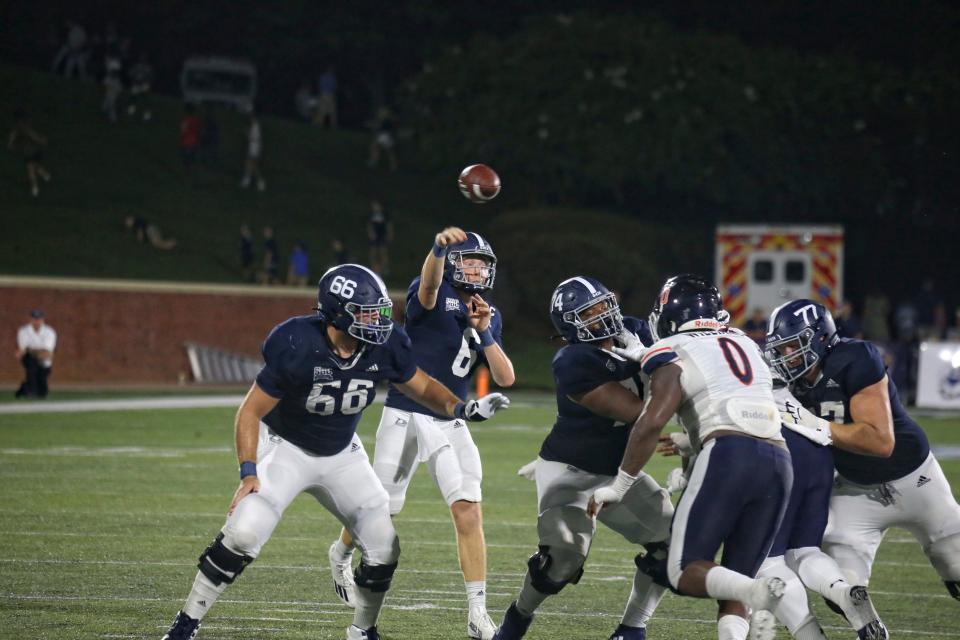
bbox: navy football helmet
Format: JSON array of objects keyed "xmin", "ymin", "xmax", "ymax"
[
  {"xmin": 765, "ymin": 299, "xmax": 838, "ymax": 382},
  {"xmin": 316, "ymin": 264, "xmax": 393, "ymax": 345},
  {"xmin": 550, "ymin": 276, "xmax": 624, "ymax": 342},
  {"xmin": 444, "ymin": 232, "xmax": 496, "ymax": 292},
  {"xmin": 649, "ymin": 274, "xmax": 729, "ymax": 341}
]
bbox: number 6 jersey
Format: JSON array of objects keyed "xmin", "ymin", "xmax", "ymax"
[
  {"xmin": 641, "ymin": 328, "xmax": 782, "ymax": 451},
  {"xmin": 255, "ymin": 314, "xmax": 417, "ymax": 456},
  {"xmin": 384, "ymin": 276, "xmax": 504, "ymax": 419}
]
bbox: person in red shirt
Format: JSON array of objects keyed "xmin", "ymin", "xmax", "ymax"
[{"xmin": 179, "ymin": 104, "xmax": 201, "ymax": 167}]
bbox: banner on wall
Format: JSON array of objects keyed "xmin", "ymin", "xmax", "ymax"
[{"xmin": 917, "ymin": 342, "xmax": 960, "ymax": 409}]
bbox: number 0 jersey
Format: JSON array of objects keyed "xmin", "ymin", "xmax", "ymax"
[
  {"xmin": 255, "ymin": 315, "xmax": 417, "ymax": 456},
  {"xmin": 642, "ymin": 328, "xmax": 781, "ymax": 451},
  {"xmin": 385, "ymin": 277, "xmax": 504, "ymax": 419},
  {"xmin": 539, "ymin": 316, "xmax": 650, "ymax": 476}
]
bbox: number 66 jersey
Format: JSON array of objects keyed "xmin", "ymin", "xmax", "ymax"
[
  {"xmin": 642, "ymin": 328, "xmax": 782, "ymax": 450},
  {"xmin": 255, "ymin": 314, "xmax": 417, "ymax": 456}
]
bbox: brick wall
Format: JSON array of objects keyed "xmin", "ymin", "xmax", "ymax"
[{"xmin": 1, "ymin": 276, "xmax": 402, "ymax": 385}]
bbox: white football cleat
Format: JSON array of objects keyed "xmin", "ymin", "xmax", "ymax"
[
  {"xmin": 749, "ymin": 609, "xmax": 778, "ymax": 640},
  {"xmin": 837, "ymin": 586, "xmax": 888, "ymax": 640},
  {"xmin": 345, "ymin": 624, "xmax": 380, "ymax": 640},
  {"xmin": 468, "ymin": 606, "xmax": 497, "ymax": 640},
  {"xmin": 329, "ymin": 543, "xmax": 356, "ymax": 608},
  {"xmin": 747, "ymin": 576, "xmax": 786, "ymax": 613}
]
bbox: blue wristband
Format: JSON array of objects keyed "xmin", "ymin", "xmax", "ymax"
[
  {"xmin": 478, "ymin": 328, "xmax": 495, "ymax": 347},
  {"xmin": 239, "ymin": 461, "xmax": 257, "ymax": 479},
  {"xmin": 432, "ymin": 242, "xmax": 447, "ymax": 257},
  {"xmin": 453, "ymin": 401, "xmax": 466, "ymax": 420}
]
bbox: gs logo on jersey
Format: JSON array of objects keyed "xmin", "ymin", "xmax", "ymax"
[{"xmin": 313, "ymin": 366, "xmax": 334, "ymax": 381}]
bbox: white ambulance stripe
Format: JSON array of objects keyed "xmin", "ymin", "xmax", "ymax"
[
  {"xmin": 666, "ymin": 438, "xmax": 716, "ymax": 587},
  {"xmin": 557, "ymin": 276, "xmax": 597, "ymax": 295}
]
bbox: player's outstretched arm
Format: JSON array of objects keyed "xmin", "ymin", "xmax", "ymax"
[
  {"xmin": 588, "ymin": 363, "xmax": 682, "ymax": 516},
  {"xmin": 396, "ymin": 368, "xmax": 509, "ymax": 422},
  {"xmin": 229, "ymin": 383, "xmax": 280, "ymax": 514},
  {"xmin": 571, "ymin": 381, "xmax": 644, "ymax": 424},
  {"xmin": 467, "ymin": 293, "xmax": 515, "ymax": 387},
  {"xmin": 836, "ymin": 376, "xmax": 895, "ymax": 457},
  {"xmin": 418, "ymin": 227, "xmax": 467, "ymax": 310}
]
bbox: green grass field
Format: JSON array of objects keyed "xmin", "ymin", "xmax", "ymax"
[{"xmin": 1, "ymin": 400, "xmax": 958, "ymax": 639}]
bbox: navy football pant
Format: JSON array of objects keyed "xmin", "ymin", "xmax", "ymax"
[{"xmin": 770, "ymin": 428, "xmax": 834, "ymax": 556}]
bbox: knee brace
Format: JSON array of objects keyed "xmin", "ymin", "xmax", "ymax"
[
  {"xmin": 197, "ymin": 532, "xmax": 254, "ymax": 586},
  {"xmin": 527, "ymin": 546, "xmax": 584, "ymax": 595},
  {"xmin": 634, "ymin": 541, "xmax": 678, "ymax": 594},
  {"xmin": 354, "ymin": 560, "xmax": 398, "ymax": 593}
]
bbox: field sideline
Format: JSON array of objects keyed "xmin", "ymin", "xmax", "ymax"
[{"xmin": 1, "ymin": 399, "xmax": 958, "ymax": 639}]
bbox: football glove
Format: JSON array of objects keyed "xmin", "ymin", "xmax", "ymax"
[
  {"xmin": 462, "ymin": 392, "xmax": 510, "ymax": 422},
  {"xmin": 665, "ymin": 467, "xmax": 688, "ymax": 494},
  {"xmin": 611, "ymin": 328, "xmax": 646, "ymax": 363},
  {"xmin": 668, "ymin": 432, "xmax": 695, "ymax": 457},
  {"xmin": 774, "ymin": 386, "xmax": 833, "ymax": 446},
  {"xmin": 591, "ymin": 468, "xmax": 638, "ymax": 510},
  {"xmin": 517, "ymin": 458, "xmax": 538, "ymax": 481}
]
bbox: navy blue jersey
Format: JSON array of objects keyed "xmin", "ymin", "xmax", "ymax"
[
  {"xmin": 793, "ymin": 338, "xmax": 930, "ymax": 484},
  {"xmin": 385, "ymin": 277, "xmax": 503, "ymax": 419},
  {"xmin": 255, "ymin": 315, "xmax": 417, "ymax": 456},
  {"xmin": 539, "ymin": 316, "xmax": 651, "ymax": 476}
]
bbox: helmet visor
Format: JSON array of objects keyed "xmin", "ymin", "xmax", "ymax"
[
  {"xmin": 566, "ymin": 292, "xmax": 624, "ymax": 342},
  {"xmin": 764, "ymin": 329, "xmax": 818, "ymax": 382},
  {"xmin": 449, "ymin": 249, "xmax": 496, "ymax": 291},
  {"xmin": 345, "ymin": 300, "xmax": 394, "ymax": 345}
]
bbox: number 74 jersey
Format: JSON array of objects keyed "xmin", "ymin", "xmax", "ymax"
[{"xmin": 641, "ymin": 329, "xmax": 783, "ymax": 451}]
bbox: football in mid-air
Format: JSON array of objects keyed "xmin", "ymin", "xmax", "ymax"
[{"xmin": 458, "ymin": 164, "xmax": 501, "ymax": 203}]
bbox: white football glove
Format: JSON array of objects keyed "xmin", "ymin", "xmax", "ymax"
[
  {"xmin": 665, "ymin": 467, "xmax": 688, "ymax": 494},
  {"xmin": 462, "ymin": 392, "xmax": 510, "ymax": 422},
  {"xmin": 591, "ymin": 468, "xmax": 638, "ymax": 511},
  {"xmin": 668, "ymin": 432, "xmax": 695, "ymax": 457},
  {"xmin": 517, "ymin": 458, "xmax": 538, "ymax": 481},
  {"xmin": 611, "ymin": 329, "xmax": 646, "ymax": 363},
  {"xmin": 774, "ymin": 386, "xmax": 833, "ymax": 446}
]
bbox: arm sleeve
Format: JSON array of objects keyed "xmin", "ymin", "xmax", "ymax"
[
  {"xmin": 389, "ymin": 327, "xmax": 418, "ymax": 384},
  {"xmin": 254, "ymin": 327, "xmax": 287, "ymax": 399},
  {"xmin": 843, "ymin": 342, "xmax": 887, "ymax": 396},
  {"xmin": 554, "ymin": 347, "xmax": 613, "ymax": 396}
]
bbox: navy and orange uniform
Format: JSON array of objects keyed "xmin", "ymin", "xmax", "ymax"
[
  {"xmin": 794, "ymin": 338, "xmax": 930, "ymax": 484},
  {"xmin": 385, "ymin": 277, "xmax": 503, "ymax": 419},
  {"xmin": 539, "ymin": 316, "xmax": 650, "ymax": 476},
  {"xmin": 256, "ymin": 315, "xmax": 417, "ymax": 456}
]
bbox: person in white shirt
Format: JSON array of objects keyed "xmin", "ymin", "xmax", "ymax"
[{"xmin": 15, "ymin": 309, "xmax": 57, "ymax": 398}]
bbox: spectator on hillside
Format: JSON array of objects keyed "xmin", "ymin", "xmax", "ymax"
[
  {"xmin": 51, "ymin": 20, "xmax": 88, "ymax": 78},
  {"xmin": 240, "ymin": 114, "xmax": 266, "ymax": 191},
  {"xmin": 314, "ymin": 65, "xmax": 338, "ymax": 128},
  {"xmin": 295, "ymin": 79, "xmax": 317, "ymax": 121},
  {"xmin": 124, "ymin": 215, "xmax": 177, "ymax": 250},
  {"xmin": 126, "ymin": 52, "xmax": 154, "ymax": 121},
  {"xmin": 915, "ymin": 277, "xmax": 946, "ymax": 340},
  {"xmin": 366, "ymin": 199, "xmax": 393, "ymax": 276},
  {"xmin": 836, "ymin": 299, "xmax": 864, "ymax": 339},
  {"xmin": 742, "ymin": 307, "xmax": 767, "ymax": 345},
  {"xmin": 101, "ymin": 56, "xmax": 123, "ymax": 123},
  {"xmin": 179, "ymin": 104, "xmax": 201, "ymax": 167},
  {"xmin": 287, "ymin": 242, "xmax": 310, "ymax": 286},
  {"xmin": 239, "ymin": 224, "xmax": 255, "ymax": 282},
  {"xmin": 15, "ymin": 309, "xmax": 56, "ymax": 399},
  {"xmin": 199, "ymin": 105, "xmax": 220, "ymax": 166},
  {"xmin": 330, "ymin": 238, "xmax": 351, "ymax": 267},
  {"xmin": 258, "ymin": 226, "xmax": 280, "ymax": 284},
  {"xmin": 367, "ymin": 106, "xmax": 398, "ymax": 171},
  {"xmin": 8, "ymin": 109, "xmax": 51, "ymax": 198}
]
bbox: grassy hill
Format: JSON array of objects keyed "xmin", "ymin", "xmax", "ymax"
[{"xmin": 0, "ymin": 63, "xmax": 515, "ymax": 286}]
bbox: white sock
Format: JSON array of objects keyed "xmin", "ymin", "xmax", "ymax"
[
  {"xmin": 621, "ymin": 569, "xmax": 665, "ymax": 627},
  {"xmin": 793, "ymin": 616, "xmax": 828, "ymax": 640},
  {"xmin": 789, "ymin": 546, "xmax": 850, "ymax": 602},
  {"xmin": 182, "ymin": 570, "xmax": 227, "ymax": 620},
  {"xmin": 353, "ymin": 583, "xmax": 387, "ymax": 630},
  {"xmin": 516, "ymin": 574, "xmax": 549, "ymax": 617},
  {"xmin": 465, "ymin": 580, "xmax": 487, "ymax": 610},
  {"xmin": 332, "ymin": 538, "xmax": 354, "ymax": 563},
  {"xmin": 717, "ymin": 614, "xmax": 749, "ymax": 640},
  {"xmin": 705, "ymin": 566, "xmax": 755, "ymax": 603}
]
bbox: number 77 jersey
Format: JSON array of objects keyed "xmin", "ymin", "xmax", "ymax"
[{"xmin": 641, "ymin": 329, "xmax": 783, "ymax": 451}]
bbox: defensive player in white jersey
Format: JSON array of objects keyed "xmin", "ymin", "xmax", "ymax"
[
  {"xmin": 328, "ymin": 228, "xmax": 514, "ymax": 640},
  {"xmin": 160, "ymin": 264, "xmax": 510, "ymax": 640},
  {"xmin": 493, "ymin": 276, "xmax": 674, "ymax": 640},
  {"xmin": 767, "ymin": 300, "xmax": 960, "ymax": 613},
  {"xmin": 589, "ymin": 274, "xmax": 792, "ymax": 640}
]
